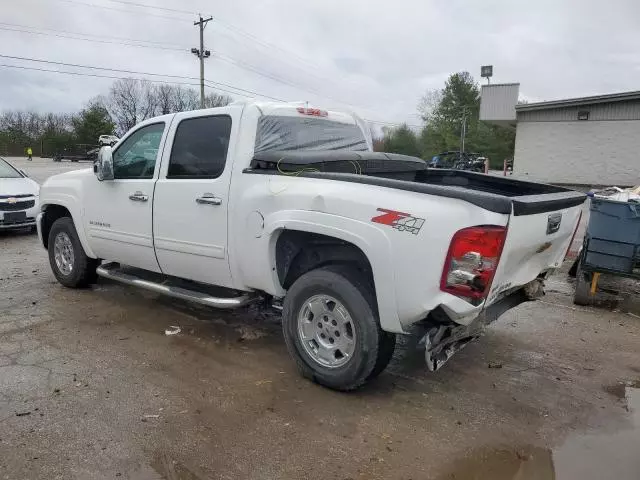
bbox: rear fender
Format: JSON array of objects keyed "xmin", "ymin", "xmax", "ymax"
[{"xmin": 263, "ymin": 210, "xmax": 403, "ymax": 333}]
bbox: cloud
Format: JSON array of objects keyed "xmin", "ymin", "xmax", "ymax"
[{"xmin": 0, "ymin": 0, "xmax": 639, "ymax": 127}]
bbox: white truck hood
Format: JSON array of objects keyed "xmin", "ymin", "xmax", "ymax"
[{"xmin": 0, "ymin": 177, "xmax": 39, "ymax": 196}]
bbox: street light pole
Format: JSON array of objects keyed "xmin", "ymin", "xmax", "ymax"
[{"xmin": 460, "ymin": 106, "xmax": 468, "ymax": 155}]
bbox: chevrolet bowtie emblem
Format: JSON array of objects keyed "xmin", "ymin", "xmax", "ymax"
[{"xmin": 6, "ymin": 198, "xmax": 17, "ymax": 204}]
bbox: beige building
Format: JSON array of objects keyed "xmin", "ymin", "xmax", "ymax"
[{"xmin": 480, "ymin": 85, "xmax": 640, "ymax": 186}]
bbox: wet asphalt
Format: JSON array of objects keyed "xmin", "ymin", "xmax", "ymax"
[{"xmin": 1, "ymin": 157, "xmax": 639, "ymax": 479}]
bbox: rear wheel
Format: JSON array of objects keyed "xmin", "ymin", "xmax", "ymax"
[
  {"xmin": 282, "ymin": 265, "xmax": 394, "ymax": 391},
  {"xmin": 48, "ymin": 217, "xmax": 98, "ymax": 288}
]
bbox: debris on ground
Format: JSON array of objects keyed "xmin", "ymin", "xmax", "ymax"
[
  {"xmin": 592, "ymin": 185, "xmax": 640, "ymax": 203},
  {"xmin": 488, "ymin": 361, "xmax": 503, "ymax": 369},
  {"xmin": 236, "ymin": 325, "xmax": 267, "ymax": 341},
  {"xmin": 164, "ymin": 326, "xmax": 181, "ymax": 336},
  {"xmin": 15, "ymin": 411, "xmax": 31, "ymax": 417}
]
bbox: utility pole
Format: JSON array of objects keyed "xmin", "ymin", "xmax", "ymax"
[{"xmin": 192, "ymin": 15, "xmax": 212, "ymax": 108}]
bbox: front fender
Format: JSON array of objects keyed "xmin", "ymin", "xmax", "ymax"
[
  {"xmin": 41, "ymin": 196, "xmax": 96, "ymax": 259},
  {"xmin": 240, "ymin": 209, "xmax": 404, "ymax": 334}
]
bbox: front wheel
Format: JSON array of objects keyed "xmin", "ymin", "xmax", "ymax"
[
  {"xmin": 282, "ymin": 265, "xmax": 394, "ymax": 391},
  {"xmin": 48, "ymin": 217, "xmax": 98, "ymax": 288}
]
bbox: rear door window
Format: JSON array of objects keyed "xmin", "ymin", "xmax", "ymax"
[{"xmin": 167, "ymin": 115, "xmax": 232, "ymax": 179}]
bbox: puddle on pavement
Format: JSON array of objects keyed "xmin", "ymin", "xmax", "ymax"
[{"xmin": 439, "ymin": 386, "xmax": 640, "ymax": 480}]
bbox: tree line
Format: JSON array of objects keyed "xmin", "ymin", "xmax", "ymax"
[
  {"xmin": 1, "ymin": 72, "xmax": 513, "ymax": 165},
  {"xmin": 0, "ymin": 79, "xmax": 232, "ymax": 157},
  {"xmin": 377, "ymin": 72, "xmax": 515, "ymax": 168}
]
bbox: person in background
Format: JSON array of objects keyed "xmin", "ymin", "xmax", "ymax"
[{"xmin": 26, "ymin": 146, "xmax": 33, "ymax": 161}]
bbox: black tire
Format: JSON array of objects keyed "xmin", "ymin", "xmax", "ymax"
[
  {"xmin": 573, "ymin": 262, "xmax": 593, "ymax": 306},
  {"xmin": 282, "ymin": 265, "xmax": 394, "ymax": 391},
  {"xmin": 48, "ymin": 217, "xmax": 98, "ymax": 288}
]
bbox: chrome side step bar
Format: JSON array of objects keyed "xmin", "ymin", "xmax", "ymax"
[{"xmin": 96, "ymin": 262, "xmax": 255, "ymax": 309}]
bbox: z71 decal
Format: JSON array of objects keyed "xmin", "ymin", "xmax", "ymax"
[{"xmin": 371, "ymin": 208, "xmax": 425, "ymax": 235}]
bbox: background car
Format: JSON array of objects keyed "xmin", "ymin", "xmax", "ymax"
[
  {"xmin": 98, "ymin": 134, "xmax": 119, "ymax": 146},
  {"xmin": 0, "ymin": 156, "xmax": 39, "ymax": 231}
]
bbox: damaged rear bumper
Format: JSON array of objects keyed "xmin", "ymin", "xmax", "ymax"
[{"xmin": 422, "ymin": 283, "xmax": 540, "ymax": 371}]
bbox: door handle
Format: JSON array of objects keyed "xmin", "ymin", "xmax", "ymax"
[
  {"xmin": 129, "ymin": 191, "xmax": 149, "ymax": 202},
  {"xmin": 196, "ymin": 193, "xmax": 222, "ymax": 206}
]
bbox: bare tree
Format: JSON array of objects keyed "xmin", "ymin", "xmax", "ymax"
[
  {"xmin": 155, "ymin": 85, "xmax": 174, "ymax": 115},
  {"xmin": 203, "ymin": 92, "xmax": 233, "ymax": 109},
  {"xmin": 106, "ymin": 79, "xmax": 233, "ymax": 133},
  {"xmin": 169, "ymin": 86, "xmax": 194, "ymax": 112},
  {"xmin": 106, "ymin": 78, "xmax": 157, "ymax": 134}
]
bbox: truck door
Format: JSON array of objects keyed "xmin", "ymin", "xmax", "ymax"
[
  {"xmin": 152, "ymin": 109, "xmax": 238, "ymax": 288},
  {"xmin": 83, "ymin": 121, "xmax": 167, "ymax": 272}
]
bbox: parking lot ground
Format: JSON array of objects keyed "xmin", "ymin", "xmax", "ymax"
[
  {"xmin": 2, "ymin": 156, "xmax": 91, "ymax": 185},
  {"xmin": 1, "ymin": 160, "xmax": 639, "ymax": 479}
]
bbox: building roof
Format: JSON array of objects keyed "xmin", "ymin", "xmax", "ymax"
[{"xmin": 516, "ymin": 90, "xmax": 640, "ymax": 112}]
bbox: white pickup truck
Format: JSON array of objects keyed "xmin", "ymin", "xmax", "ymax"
[{"xmin": 37, "ymin": 101, "xmax": 585, "ymax": 390}]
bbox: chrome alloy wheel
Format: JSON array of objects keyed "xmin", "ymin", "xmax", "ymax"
[
  {"xmin": 53, "ymin": 232, "xmax": 74, "ymax": 276},
  {"xmin": 297, "ymin": 294, "xmax": 356, "ymax": 368}
]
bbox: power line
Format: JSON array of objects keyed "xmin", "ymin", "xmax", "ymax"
[
  {"xmin": 0, "ymin": 25, "xmax": 186, "ymax": 51},
  {"xmin": 0, "ymin": 54, "xmax": 286, "ymax": 101},
  {"xmin": 105, "ymin": 0, "xmax": 194, "ymax": 15},
  {"xmin": 54, "ymin": 0, "xmax": 331, "ymax": 75},
  {"xmin": 204, "ymin": 81, "xmax": 284, "ymax": 102},
  {"xmin": 0, "ymin": 19, "xmax": 345, "ymax": 104},
  {"xmin": 39, "ymin": 0, "xmax": 375, "ymax": 110},
  {"xmin": 1, "ymin": 62, "xmax": 419, "ymax": 127},
  {"xmin": 0, "ymin": 20, "xmax": 336, "ymax": 101},
  {"xmin": 0, "ymin": 63, "xmax": 200, "ymax": 87},
  {"xmin": 0, "ymin": 54, "xmax": 197, "ymax": 79},
  {"xmin": 0, "ymin": 21, "xmax": 187, "ymax": 48},
  {"xmin": 54, "ymin": 0, "xmax": 189, "ymax": 21}
]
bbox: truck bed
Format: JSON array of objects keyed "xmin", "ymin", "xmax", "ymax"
[{"xmin": 249, "ymin": 151, "xmax": 586, "ymax": 215}]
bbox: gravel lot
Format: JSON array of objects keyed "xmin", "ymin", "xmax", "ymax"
[{"xmin": 1, "ymin": 157, "xmax": 639, "ymax": 479}]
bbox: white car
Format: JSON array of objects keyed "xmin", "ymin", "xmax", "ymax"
[
  {"xmin": 0, "ymin": 157, "xmax": 39, "ymax": 231},
  {"xmin": 98, "ymin": 135, "xmax": 119, "ymax": 146},
  {"xmin": 37, "ymin": 101, "xmax": 585, "ymax": 390}
]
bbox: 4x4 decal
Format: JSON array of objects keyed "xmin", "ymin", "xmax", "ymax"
[{"xmin": 371, "ymin": 208, "xmax": 425, "ymax": 235}]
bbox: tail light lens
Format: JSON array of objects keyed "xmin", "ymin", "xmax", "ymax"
[{"xmin": 440, "ymin": 226, "xmax": 507, "ymax": 302}]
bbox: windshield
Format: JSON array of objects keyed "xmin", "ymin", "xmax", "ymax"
[
  {"xmin": 0, "ymin": 157, "xmax": 22, "ymax": 179},
  {"xmin": 255, "ymin": 115, "xmax": 368, "ymax": 154}
]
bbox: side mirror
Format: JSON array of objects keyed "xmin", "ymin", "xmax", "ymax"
[{"xmin": 95, "ymin": 146, "xmax": 114, "ymax": 181}]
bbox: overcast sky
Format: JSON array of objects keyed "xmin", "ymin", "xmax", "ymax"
[{"xmin": 1, "ymin": 0, "xmax": 640, "ymax": 126}]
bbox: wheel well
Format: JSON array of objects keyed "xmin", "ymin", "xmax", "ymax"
[
  {"xmin": 275, "ymin": 230, "xmax": 374, "ymax": 290},
  {"xmin": 41, "ymin": 205, "xmax": 71, "ymax": 249}
]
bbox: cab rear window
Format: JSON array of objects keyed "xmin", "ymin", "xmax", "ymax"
[{"xmin": 254, "ymin": 116, "xmax": 368, "ymax": 154}]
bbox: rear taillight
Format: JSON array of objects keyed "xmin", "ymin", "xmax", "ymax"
[{"xmin": 440, "ymin": 226, "xmax": 507, "ymax": 302}]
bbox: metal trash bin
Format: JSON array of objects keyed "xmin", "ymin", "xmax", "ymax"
[
  {"xmin": 574, "ymin": 196, "xmax": 640, "ymax": 305},
  {"xmin": 583, "ymin": 198, "xmax": 640, "ymax": 275}
]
